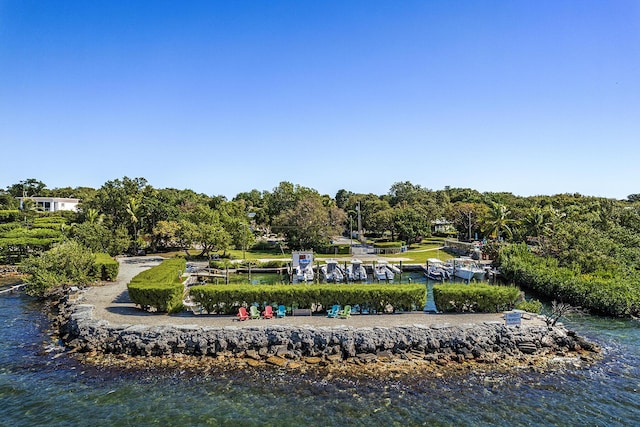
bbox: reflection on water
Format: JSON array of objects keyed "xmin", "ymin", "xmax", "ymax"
[
  {"xmin": 2, "ymin": 288, "xmax": 640, "ymax": 426},
  {"xmin": 219, "ymin": 271, "xmax": 431, "ymax": 285}
]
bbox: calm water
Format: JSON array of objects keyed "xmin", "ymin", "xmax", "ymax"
[
  {"xmin": 223, "ymin": 270, "xmax": 428, "ymax": 285},
  {"xmin": 2, "ymin": 285, "xmax": 640, "ymax": 426}
]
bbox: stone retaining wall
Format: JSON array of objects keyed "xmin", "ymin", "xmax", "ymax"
[{"xmin": 60, "ymin": 304, "xmax": 598, "ymax": 365}]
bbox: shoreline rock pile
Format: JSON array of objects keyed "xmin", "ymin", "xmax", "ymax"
[{"xmin": 58, "ymin": 302, "xmax": 599, "ymax": 372}]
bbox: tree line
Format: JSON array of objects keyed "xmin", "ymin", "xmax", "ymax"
[
  {"xmin": 5, "ymin": 176, "xmax": 640, "ymax": 313},
  {"xmin": 2, "ymin": 177, "xmax": 640, "ymax": 275}
]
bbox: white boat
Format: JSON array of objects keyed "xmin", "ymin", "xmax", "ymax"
[
  {"xmin": 296, "ymin": 264, "xmax": 314, "ymax": 282},
  {"xmin": 292, "ymin": 251, "xmax": 314, "ymax": 283},
  {"xmin": 374, "ymin": 261, "xmax": 394, "ymax": 281},
  {"xmin": 388, "ymin": 263, "xmax": 402, "ymax": 274},
  {"xmin": 452, "ymin": 257, "xmax": 485, "ymax": 281},
  {"xmin": 346, "ymin": 259, "xmax": 368, "ymax": 281},
  {"xmin": 423, "ymin": 258, "xmax": 450, "ymax": 281},
  {"xmin": 321, "ymin": 259, "xmax": 344, "ymax": 282}
]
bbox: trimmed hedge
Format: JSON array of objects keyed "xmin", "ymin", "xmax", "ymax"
[
  {"xmin": 499, "ymin": 243, "xmax": 640, "ymax": 317},
  {"xmin": 189, "ymin": 283, "xmax": 426, "ymax": 315},
  {"xmin": 0, "ymin": 210, "xmax": 21, "ymax": 223},
  {"xmin": 374, "ymin": 241, "xmax": 405, "ymax": 248},
  {"xmin": 92, "ymin": 253, "xmax": 119, "ymax": 281},
  {"xmin": 317, "ymin": 244, "xmax": 351, "ymax": 255},
  {"xmin": 127, "ymin": 258, "xmax": 186, "ymax": 313},
  {"xmin": 433, "ymin": 284, "xmax": 520, "ymax": 313},
  {"xmin": 0, "ymin": 222, "xmax": 21, "ymax": 232}
]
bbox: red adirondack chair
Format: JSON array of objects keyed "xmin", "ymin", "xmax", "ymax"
[
  {"xmin": 237, "ymin": 307, "xmax": 249, "ymax": 321},
  {"xmin": 262, "ymin": 305, "xmax": 274, "ymax": 319}
]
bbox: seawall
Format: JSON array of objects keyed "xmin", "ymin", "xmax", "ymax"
[{"xmin": 59, "ymin": 303, "xmax": 598, "ymax": 367}]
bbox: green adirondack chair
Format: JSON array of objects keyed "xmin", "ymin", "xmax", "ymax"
[
  {"xmin": 338, "ymin": 305, "xmax": 351, "ymax": 318},
  {"xmin": 249, "ymin": 305, "xmax": 261, "ymax": 319}
]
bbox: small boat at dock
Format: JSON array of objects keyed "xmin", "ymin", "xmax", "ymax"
[
  {"xmin": 321, "ymin": 259, "xmax": 344, "ymax": 282},
  {"xmin": 423, "ymin": 258, "xmax": 451, "ymax": 281},
  {"xmin": 346, "ymin": 259, "xmax": 368, "ymax": 281},
  {"xmin": 452, "ymin": 257, "xmax": 485, "ymax": 281},
  {"xmin": 374, "ymin": 260, "xmax": 395, "ymax": 281}
]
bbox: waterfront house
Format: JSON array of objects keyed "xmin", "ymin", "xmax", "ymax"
[{"xmin": 16, "ymin": 197, "xmax": 80, "ymax": 212}]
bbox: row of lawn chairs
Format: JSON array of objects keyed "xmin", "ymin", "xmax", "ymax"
[
  {"xmin": 326, "ymin": 304, "xmax": 351, "ymax": 319},
  {"xmin": 237, "ymin": 304, "xmax": 287, "ymax": 321}
]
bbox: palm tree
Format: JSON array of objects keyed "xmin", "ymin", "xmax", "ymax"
[
  {"xmin": 522, "ymin": 207, "xmax": 545, "ymax": 240},
  {"xmin": 484, "ymin": 202, "xmax": 514, "ymax": 241},
  {"xmin": 85, "ymin": 208, "xmax": 104, "ymax": 224},
  {"xmin": 126, "ymin": 197, "xmax": 141, "ymax": 253}
]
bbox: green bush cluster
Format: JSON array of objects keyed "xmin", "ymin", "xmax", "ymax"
[
  {"xmin": 92, "ymin": 253, "xmax": 119, "ymax": 281},
  {"xmin": 499, "ymin": 244, "xmax": 640, "ymax": 317},
  {"xmin": 0, "ymin": 210, "xmax": 21, "ymax": 223},
  {"xmin": 209, "ymin": 260, "xmax": 233, "ymax": 269},
  {"xmin": 374, "ymin": 241, "xmax": 405, "ymax": 248},
  {"xmin": 127, "ymin": 258, "xmax": 186, "ymax": 313},
  {"xmin": 235, "ymin": 260, "xmax": 289, "ymax": 269},
  {"xmin": 317, "ymin": 244, "xmax": 351, "ymax": 255},
  {"xmin": 209, "ymin": 259, "xmax": 289, "ymax": 269},
  {"xmin": 433, "ymin": 284, "xmax": 520, "ymax": 313},
  {"xmin": 32, "ymin": 216, "xmax": 67, "ymax": 229},
  {"xmin": 0, "ymin": 223, "xmax": 20, "ymax": 232},
  {"xmin": 189, "ymin": 283, "xmax": 426, "ymax": 315},
  {"xmin": 20, "ymin": 240, "xmax": 96, "ymax": 297},
  {"xmin": 515, "ymin": 299, "xmax": 543, "ymax": 314},
  {"xmin": 256, "ymin": 260, "xmax": 288, "ymax": 268}
]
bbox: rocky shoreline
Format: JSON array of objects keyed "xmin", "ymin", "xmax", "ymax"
[{"xmin": 55, "ymin": 295, "xmax": 600, "ymax": 375}]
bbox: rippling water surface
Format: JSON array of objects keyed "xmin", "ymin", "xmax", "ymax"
[{"xmin": 1, "ymin": 287, "xmax": 640, "ymax": 426}]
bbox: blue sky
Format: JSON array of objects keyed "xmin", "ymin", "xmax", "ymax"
[{"xmin": 1, "ymin": 1, "xmax": 638, "ymax": 199}]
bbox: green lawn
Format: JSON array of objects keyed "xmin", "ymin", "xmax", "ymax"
[{"xmin": 157, "ymin": 238, "xmax": 454, "ymax": 265}]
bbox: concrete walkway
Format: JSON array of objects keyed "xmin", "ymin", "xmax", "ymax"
[{"xmin": 81, "ymin": 256, "xmax": 542, "ymax": 328}]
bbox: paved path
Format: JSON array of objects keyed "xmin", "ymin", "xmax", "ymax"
[{"xmin": 81, "ymin": 256, "xmax": 542, "ymax": 328}]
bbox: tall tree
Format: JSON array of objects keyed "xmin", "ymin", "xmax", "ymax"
[
  {"xmin": 7, "ymin": 179, "xmax": 47, "ymax": 198},
  {"xmin": 264, "ymin": 181, "xmax": 319, "ymax": 224},
  {"xmin": 392, "ymin": 203, "xmax": 431, "ymax": 244},
  {"xmin": 272, "ymin": 197, "xmax": 345, "ymax": 250},
  {"xmin": 452, "ymin": 202, "xmax": 484, "ymax": 241},
  {"xmin": 335, "ymin": 189, "xmax": 353, "ymax": 210},
  {"xmin": 483, "ymin": 202, "xmax": 515, "ymax": 241},
  {"xmin": 126, "ymin": 197, "xmax": 142, "ymax": 253}
]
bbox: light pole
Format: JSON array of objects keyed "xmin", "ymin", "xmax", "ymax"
[
  {"xmin": 349, "ymin": 216, "xmax": 353, "ymax": 248},
  {"xmin": 357, "ymin": 202, "xmax": 363, "ymax": 243},
  {"xmin": 239, "ymin": 223, "xmax": 247, "ymax": 260}
]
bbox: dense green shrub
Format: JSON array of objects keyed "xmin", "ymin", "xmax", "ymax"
[
  {"xmin": 20, "ymin": 240, "xmax": 97, "ymax": 297},
  {"xmin": 317, "ymin": 244, "xmax": 351, "ymax": 255},
  {"xmin": 515, "ymin": 299, "xmax": 543, "ymax": 314},
  {"xmin": 433, "ymin": 284, "xmax": 520, "ymax": 313},
  {"xmin": 92, "ymin": 253, "xmax": 119, "ymax": 281},
  {"xmin": 127, "ymin": 258, "xmax": 186, "ymax": 313},
  {"xmin": 374, "ymin": 241, "xmax": 405, "ymax": 248},
  {"xmin": 32, "ymin": 216, "xmax": 68, "ymax": 230},
  {"xmin": 499, "ymin": 243, "xmax": 640, "ymax": 317},
  {"xmin": 0, "ymin": 210, "xmax": 21, "ymax": 223},
  {"xmin": 256, "ymin": 260, "xmax": 289, "ymax": 268},
  {"xmin": 0, "ymin": 222, "xmax": 21, "ymax": 232},
  {"xmin": 209, "ymin": 260, "xmax": 234, "ymax": 270},
  {"xmin": 189, "ymin": 283, "xmax": 426, "ymax": 315}
]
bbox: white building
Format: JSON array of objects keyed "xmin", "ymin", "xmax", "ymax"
[{"xmin": 16, "ymin": 197, "xmax": 80, "ymax": 212}]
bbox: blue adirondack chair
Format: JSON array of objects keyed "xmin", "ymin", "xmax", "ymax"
[
  {"xmin": 327, "ymin": 304, "xmax": 341, "ymax": 318},
  {"xmin": 277, "ymin": 305, "xmax": 286, "ymax": 318}
]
